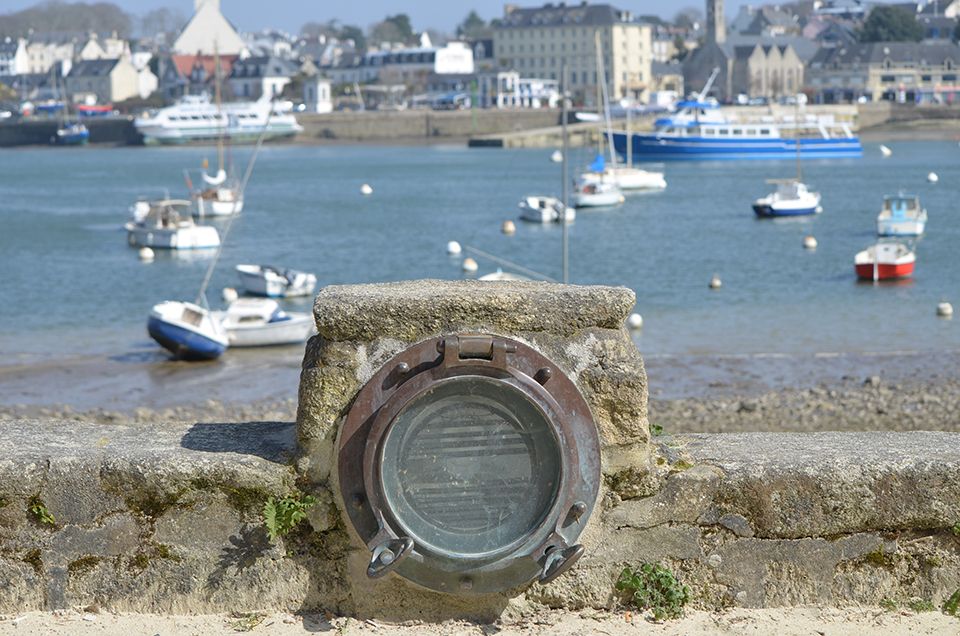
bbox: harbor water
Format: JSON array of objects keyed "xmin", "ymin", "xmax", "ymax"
[{"xmin": 0, "ymin": 141, "xmax": 957, "ymax": 369}]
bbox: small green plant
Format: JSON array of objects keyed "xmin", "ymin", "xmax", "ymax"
[
  {"xmin": 879, "ymin": 597, "xmax": 898, "ymax": 612},
  {"xmin": 616, "ymin": 563, "xmax": 690, "ymax": 621},
  {"xmin": 951, "ymin": 522, "xmax": 960, "ymax": 538},
  {"xmin": 230, "ymin": 612, "xmax": 266, "ymax": 632},
  {"xmin": 263, "ymin": 492, "xmax": 318, "ymax": 542},
  {"xmin": 650, "ymin": 423, "xmax": 664, "ymax": 436},
  {"xmin": 28, "ymin": 496, "xmax": 56, "ymax": 527},
  {"xmin": 943, "ymin": 588, "xmax": 960, "ymax": 617},
  {"xmin": 907, "ymin": 598, "xmax": 935, "ymax": 613}
]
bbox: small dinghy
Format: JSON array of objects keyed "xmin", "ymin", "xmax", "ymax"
[
  {"xmin": 876, "ymin": 193, "xmax": 926, "ymax": 237},
  {"xmin": 213, "ymin": 298, "xmax": 314, "ymax": 347},
  {"xmin": 147, "ymin": 300, "xmax": 229, "ymax": 360},
  {"xmin": 518, "ymin": 195, "xmax": 575, "ymax": 223},
  {"xmin": 53, "ymin": 122, "xmax": 89, "ymax": 145},
  {"xmin": 235, "ymin": 264, "xmax": 317, "ymax": 298},
  {"xmin": 126, "ymin": 199, "xmax": 220, "ymax": 250},
  {"xmin": 854, "ymin": 241, "xmax": 916, "ymax": 281}
]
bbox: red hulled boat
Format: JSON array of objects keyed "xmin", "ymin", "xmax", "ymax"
[{"xmin": 854, "ymin": 241, "xmax": 915, "ymax": 281}]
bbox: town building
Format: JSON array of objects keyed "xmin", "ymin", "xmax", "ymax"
[
  {"xmin": 491, "ymin": 3, "xmax": 654, "ymax": 104},
  {"xmin": 0, "ymin": 38, "xmax": 29, "ymax": 76},
  {"xmin": 227, "ymin": 55, "xmax": 298, "ymax": 101},
  {"xmin": 326, "ymin": 38, "xmax": 475, "ymax": 91},
  {"xmin": 25, "ymin": 37, "xmax": 75, "ymax": 75},
  {"xmin": 807, "ymin": 41, "xmax": 960, "ymax": 103},
  {"xmin": 173, "ymin": 0, "xmax": 246, "ymax": 57},
  {"xmin": 65, "ymin": 57, "xmax": 140, "ymax": 103},
  {"xmin": 302, "ymin": 74, "xmax": 333, "ymax": 113},
  {"xmin": 477, "ymin": 71, "xmax": 560, "ymax": 108}
]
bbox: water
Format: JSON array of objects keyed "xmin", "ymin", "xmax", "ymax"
[{"xmin": 0, "ymin": 141, "xmax": 957, "ymax": 364}]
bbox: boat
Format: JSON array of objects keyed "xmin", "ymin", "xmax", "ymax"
[
  {"xmin": 753, "ymin": 180, "xmax": 821, "ymax": 217},
  {"xmin": 134, "ymin": 94, "xmax": 302, "ymax": 145},
  {"xmin": 213, "ymin": 298, "xmax": 314, "ymax": 347},
  {"xmin": 147, "ymin": 300, "xmax": 229, "ymax": 360},
  {"xmin": 188, "ymin": 50, "xmax": 244, "ymax": 217},
  {"xmin": 125, "ymin": 199, "xmax": 220, "ymax": 249},
  {"xmin": 518, "ymin": 195, "xmax": 574, "ymax": 223},
  {"xmin": 478, "ymin": 269, "xmax": 531, "ymax": 281},
  {"xmin": 753, "ymin": 98, "xmax": 822, "ymax": 218},
  {"xmin": 877, "ymin": 194, "xmax": 926, "ymax": 237},
  {"xmin": 854, "ymin": 241, "xmax": 916, "ymax": 281},
  {"xmin": 571, "ymin": 178, "xmax": 625, "ymax": 208},
  {"xmin": 50, "ymin": 71, "xmax": 89, "ymax": 146},
  {"xmin": 581, "ymin": 97, "xmax": 666, "ymax": 191},
  {"xmin": 612, "ymin": 69, "xmax": 862, "ymax": 161},
  {"xmin": 235, "ymin": 264, "xmax": 317, "ymax": 298}
]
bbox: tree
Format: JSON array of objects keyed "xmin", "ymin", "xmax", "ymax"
[
  {"xmin": 859, "ymin": 5, "xmax": 923, "ymax": 42},
  {"xmin": 0, "ymin": 1, "xmax": 133, "ymax": 38},
  {"xmin": 673, "ymin": 7, "xmax": 703, "ymax": 31},
  {"xmin": 369, "ymin": 13, "xmax": 415, "ymax": 45},
  {"xmin": 339, "ymin": 25, "xmax": 366, "ymax": 51},
  {"xmin": 456, "ymin": 10, "xmax": 487, "ymax": 38},
  {"xmin": 139, "ymin": 7, "xmax": 185, "ymax": 39}
]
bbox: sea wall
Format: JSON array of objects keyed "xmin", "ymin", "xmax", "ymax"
[
  {"xmin": 0, "ymin": 117, "xmax": 139, "ymax": 147},
  {"xmin": 0, "ymin": 280, "xmax": 957, "ymax": 618}
]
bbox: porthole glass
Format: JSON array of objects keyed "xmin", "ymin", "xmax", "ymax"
[{"xmin": 379, "ymin": 376, "xmax": 561, "ymax": 560}]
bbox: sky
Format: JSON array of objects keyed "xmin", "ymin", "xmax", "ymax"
[{"xmin": 1, "ymin": 0, "xmax": 750, "ymax": 34}]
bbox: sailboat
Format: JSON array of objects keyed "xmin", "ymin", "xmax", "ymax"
[
  {"xmin": 572, "ymin": 33, "xmax": 624, "ymax": 208},
  {"xmin": 580, "ymin": 102, "xmax": 666, "ymax": 191},
  {"xmin": 50, "ymin": 66, "xmax": 88, "ymax": 146},
  {"xmin": 190, "ymin": 48, "xmax": 243, "ymax": 218},
  {"xmin": 147, "ymin": 113, "xmax": 311, "ymax": 360},
  {"xmin": 752, "ymin": 96, "xmax": 821, "ymax": 218}
]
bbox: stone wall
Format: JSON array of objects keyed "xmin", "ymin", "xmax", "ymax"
[{"xmin": 0, "ymin": 280, "xmax": 956, "ymax": 619}]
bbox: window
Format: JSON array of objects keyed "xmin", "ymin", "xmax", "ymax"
[
  {"xmin": 921, "ymin": 74, "xmax": 932, "ymax": 81},
  {"xmin": 881, "ymin": 75, "xmax": 895, "ymax": 83},
  {"xmin": 944, "ymin": 73, "xmax": 957, "ymax": 81}
]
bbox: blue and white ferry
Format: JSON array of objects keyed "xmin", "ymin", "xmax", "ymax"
[{"xmin": 612, "ymin": 99, "xmax": 862, "ymax": 162}]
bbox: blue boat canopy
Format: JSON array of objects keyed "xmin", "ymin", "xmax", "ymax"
[
  {"xmin": 589, "ymin": 154, "xmax": 605, "ymax": 172},
  {"xmin": 676, "ymin": 100, "xmax": 719, "ymax": 109}
]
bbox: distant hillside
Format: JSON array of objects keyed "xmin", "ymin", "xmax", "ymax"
[{"xmin": 0, "ymin": 1, "xmax": 132, "ymax": 38}]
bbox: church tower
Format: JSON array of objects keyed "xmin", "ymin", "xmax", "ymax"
[{"xmin": 707, "ymin": 0, "xmax": 726, "ymax": 44}]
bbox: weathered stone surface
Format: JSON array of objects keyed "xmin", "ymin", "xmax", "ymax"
[
  {"xmin": 605, "ymin": 465, "xmax": 724, "ymax": 529},
  {"xmin": 682, "ymin": 431, "xmax": 960, "ymax": 539},
  {"xmin": 313, "ymin": 280, "xmax": 636, "ymax": 341}
]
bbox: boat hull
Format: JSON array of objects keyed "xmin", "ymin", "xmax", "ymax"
[
  {"xmin": 855, "ymin": 262, "xmax": 915, "ymax": 281},
  {"xmin": 220, "ymin": 314, "xmax": 314, "ymax": 347},
  {"xmin": 613, "ymin": 132, "xmax": 863, "ymax": 161},
  {"xmin": 753, "ymin": 203, "xmax": 819, "ymax": 217},
  {"xmin": 235, "ymin": 266, "xmax": 317, "ymax": 298},
  {"xmin": 137, "ymin": 126, "xmax": 300, "ymax": 146},
  {"xmin": 54, "ymin": 130, "xmax": 89, "ymax": 145},
  {"xmin": 126, "ymin": 225, "xmax": 220, "ymax": 250},
  {"xmin": 877, "ymin": 220, "xmax": 925, "ymax": 237},
  {"xmin": 147, "ymin": 315, "xmax": 226, "ymax": 360}
]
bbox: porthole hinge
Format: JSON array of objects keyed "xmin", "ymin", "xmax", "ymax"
[{"xmin": 436, "ymin": 334, "xmax": 517, "ymax": 364}]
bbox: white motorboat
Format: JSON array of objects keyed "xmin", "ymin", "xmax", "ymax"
[
  {"xmin": 125, "ymin": 199, "xmax": 220, "ymax": 249},
  {"xmin": 580, "ymin": 166, "xmax": 666, "ymax": 191},
  {"xmin": 235, "ymin": 264, "xmax": 317, "ymax": 298},
  {"xmin": 194, "ymin": 171, "xmax": 244, "ymax": 217},
  {"xmin": 752, "ymin": 179, "xmax": 821, "ymax": 217},
  {"xmin": 571, "ymin": 178, "xmax": 624, "ymax": 208},
  {"xmin": 877, "ymin": 193, "xmax": 926, "ymax": 237},
  {"xmin": 518, "ymin": 195, "xmax": 575, "ymax": 223},
  {"xmin": 147, "ymin": 300, "xmax": 229, "ymax": 360},
  {"xmin": 213, "ymin": 298, "xmax": 314, "ymax": 347}
]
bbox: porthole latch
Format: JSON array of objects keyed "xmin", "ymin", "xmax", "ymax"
[
  {"xmin": 367, "ymin": 536, "xmax": 415, "ymax": 579},
  {"xmin": 539, "ymin": 544, "xmax": 585, "ymax": 584}
]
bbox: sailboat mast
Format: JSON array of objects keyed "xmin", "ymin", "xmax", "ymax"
[
  {"xmin": 795, "ymin": 96, "xmax": 802, "ymax": 182},
  {"xmin": 561, "ymin": 62, "xmax": 569, "ymax": 285},
  {"xmin": 214, "ymin": 43, "xmax": 224, "ymax": 174},
  {"xmin": 596, "ymin": 31, "xmax": 617, "ymax": 171}
]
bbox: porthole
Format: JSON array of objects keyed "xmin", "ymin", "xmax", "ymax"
[{"xmin": 337, "ymin": 334, "xmax": 600, "ymax": 595}]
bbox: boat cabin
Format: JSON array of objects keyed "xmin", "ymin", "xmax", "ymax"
[{"xmin": 880, "ymin": 195, "xmax": 921, "ymax": 219}]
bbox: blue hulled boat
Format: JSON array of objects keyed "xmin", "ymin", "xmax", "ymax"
[
  {"xmin": 147, "ymin": 301, "xmax": 228, "ymax": 360},
  {"xmin": 53, "ymin": 122, "xmax": 90, "ymax": 145},
  {"xmin": 612, "ymin": 99, "xmax": 862, "ymax": 162}
]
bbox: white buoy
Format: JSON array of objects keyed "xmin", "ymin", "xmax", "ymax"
[
  {"xmin": 221, "ymin": 287, "xmax": 239, "ymax": 304},
  {"xmin": 462, "ymin": 257, "xmax": 478, "ymax": 273},
  {"xmin": 627, "ymin": 313, "xmax": 644, "ymax": 329},
  {"xmin": 709, "ymin": 274, "xmax": 722, "ymax": 289},
  {"xmin": 815, "ymin": 205, "xmax": 824, "ymax": 214},
  {"xmin": 937, "ymin": 301, "xmax": 954, "ymax": 318},
  {"xmin": 927, "ymin": 172, "xmax": 939, "ymax": 183},
  {"xmin": 803, "ymin": 235, "xmax": 818, "ymax": 250},
  {"xmin": 879, "ymin": 144, "xmax": 892, "ymax": 157},
  {"xmin": 550, "ymin": 149, "xmax": 563, "ymax": 163},
  {"xmin": 446, "ymin": 240, "xmax": 462, "ymax": 256},
  {"xmin": 360, "ymin": 183, "xmax": 373, "ymax": 195},
  {"xmin": 502, "ymin": 220, "xmax": 516, "ymax": 235},
  {"xmin": 138, "ymin": 247, "xmax": 154, "ymax": 262}
]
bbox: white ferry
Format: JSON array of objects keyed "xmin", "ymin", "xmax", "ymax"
[{"xmin": 134, "ymin": 95, "xmax": 303, "ymax": 145}]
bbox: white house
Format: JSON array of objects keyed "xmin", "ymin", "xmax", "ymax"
[
  {"xmin": 0, "ymin": 38, "xmax": 29, "ymax": 76},
  {"xmin": 174, "ymin": 0, "xmax": 247, "ymax": 57},
  {"xmin": 228, "ymin": 55, "xmax": 297, "ymax": 101},
  {"xmin": 303, "ymin": 75, "xmax": 332, "ymax": 113},
  {"xmin": 25, "ymin": 38, "xmax": 74, "ymax": 75}
]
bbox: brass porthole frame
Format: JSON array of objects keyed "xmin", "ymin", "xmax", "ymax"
[{"xmin": 336, "ymin": 333, "xmax": 600, "ymax": 595}]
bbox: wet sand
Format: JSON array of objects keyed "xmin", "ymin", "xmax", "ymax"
[{"xmin": 1, "ymin": 347, "xmax": 958, "ymax": 434}]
